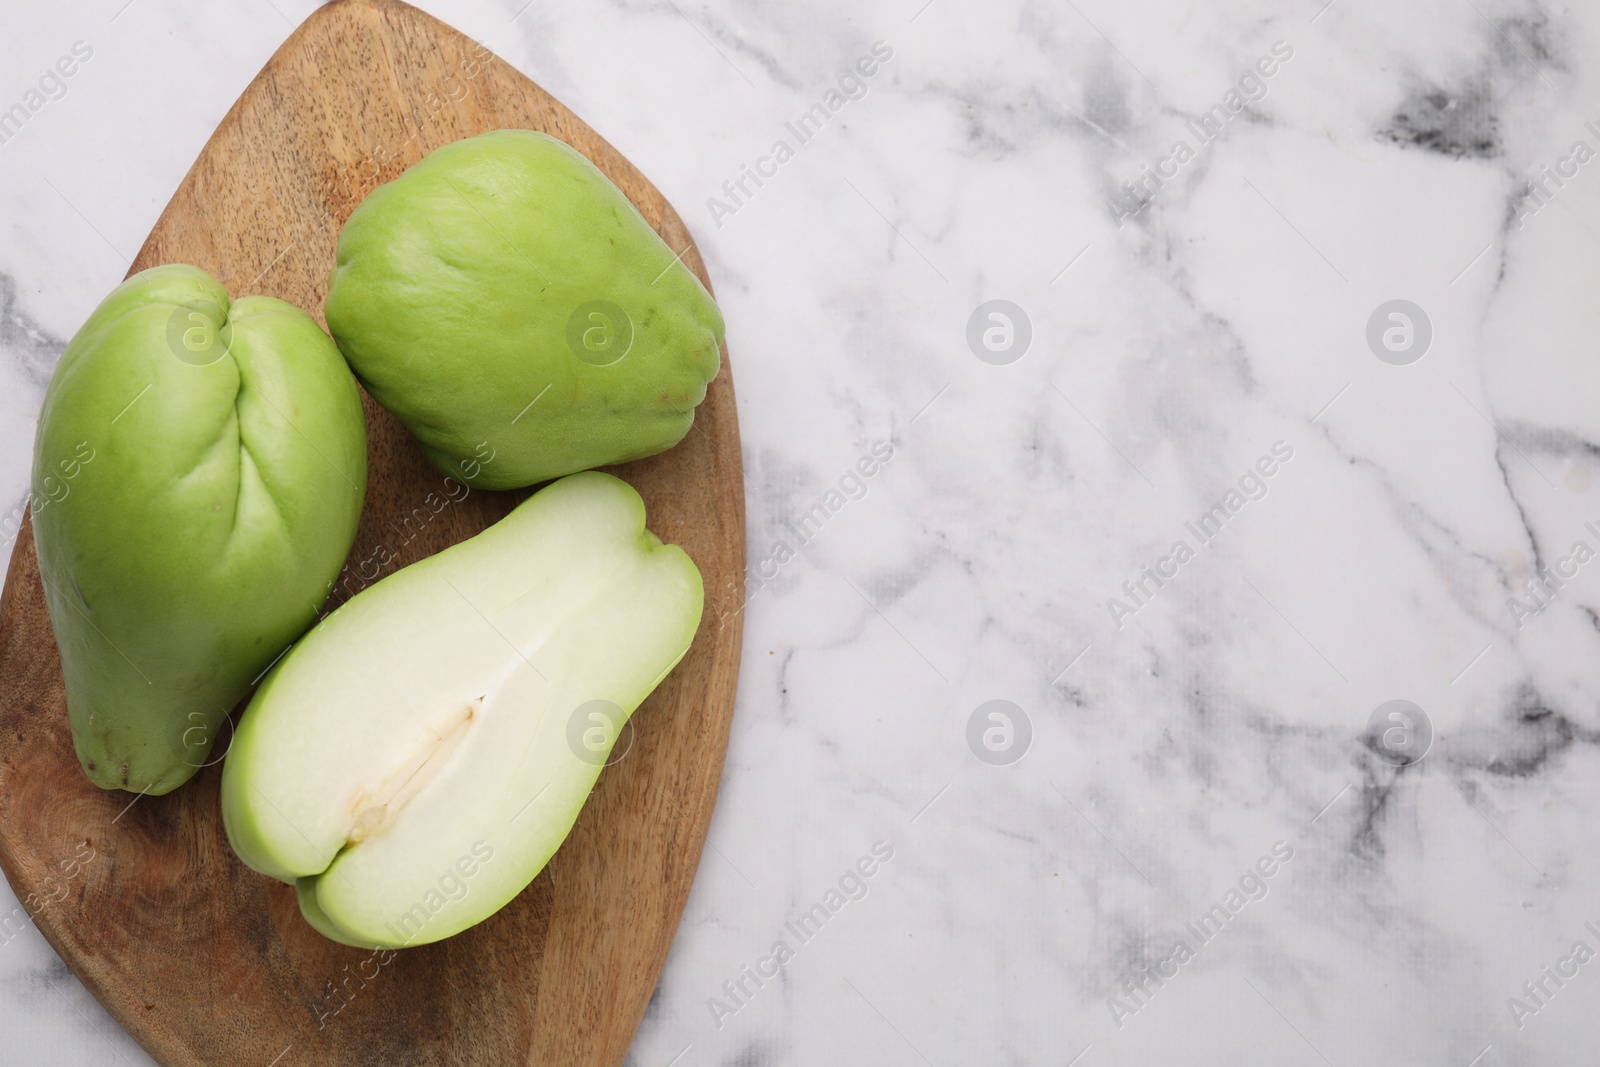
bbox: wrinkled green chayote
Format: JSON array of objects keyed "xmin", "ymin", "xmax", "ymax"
[
  {"xmin": 325, "ymin": 129, "xmax": 723, "ymax": 490},
  {"xmin": 32, "ymin": 264, "xmax": 366, "ymax": 794}
]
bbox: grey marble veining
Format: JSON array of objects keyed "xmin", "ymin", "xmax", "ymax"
[{"xmin": 3, "ymin": 0, "xmax": 1600, "ymax": 1064}]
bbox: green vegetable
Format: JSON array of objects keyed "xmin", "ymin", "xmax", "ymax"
[
  {"xmin": 221, "ymin": 472, "xmax": 702, "ymax": 948},
  {"xmin": 32, "ymin": 264, "xmax": 366, "ymax": 794},
  {"xmin": 325, "ymin": 129, "xmax": 723, "ymax": 490}
]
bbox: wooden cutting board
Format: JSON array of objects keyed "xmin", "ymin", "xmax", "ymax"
[{"xmin": 0, "ymin": 2, "xmax": 744, "ymax": 1063}]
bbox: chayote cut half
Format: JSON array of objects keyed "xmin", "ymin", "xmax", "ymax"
[
  {"xmin": 221, "ymin": 472, "xmax": 703, "ymax": 949},
  {"xmin": 325, "ymin": 129, "xmax": 724, "ymax": 490},
  {"xmin": 32, "ymin": 264, "xmax": 367, "ymax": 795}
]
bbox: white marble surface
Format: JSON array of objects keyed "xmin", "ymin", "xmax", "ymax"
[{"xmin": 4, "ymin": 0, "xmax": 1600, "ymax": 1063}]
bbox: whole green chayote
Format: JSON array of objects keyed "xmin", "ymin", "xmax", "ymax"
[
  {"xmin": 324, "ymin": 129, "xmax": 723, "ymax": 490},
  {"xmin": 32, "ymin": 264, "xmax": 366, "ymax": 794}
]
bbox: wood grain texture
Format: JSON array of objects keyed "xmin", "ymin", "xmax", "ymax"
[{"xmin": 0, "ymin": 2, "xmax": 744, "ymax": 1063}]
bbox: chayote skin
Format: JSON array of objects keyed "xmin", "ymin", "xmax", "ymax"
[
  {"xmin": 325, "ymin": 129, "xmax": 723, "ymax": 490},
  {"xmin": 32, "ymin": 264, "xmax": 367, "ymax": 795}
]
